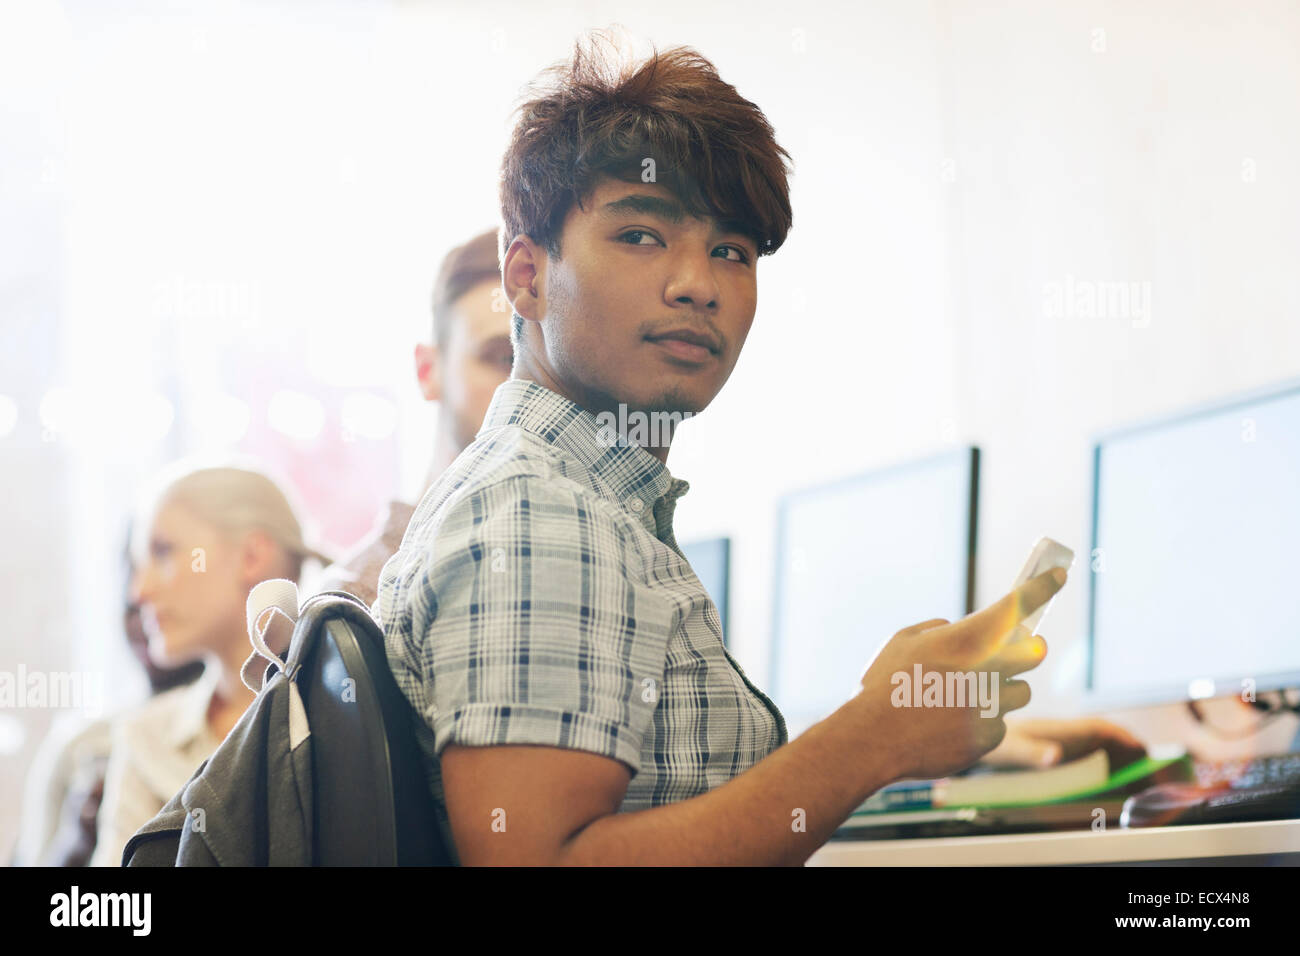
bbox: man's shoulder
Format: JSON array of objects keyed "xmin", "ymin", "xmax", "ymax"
[{"xmin": 417, "ymin": 426, "xmax": 619, "ymax": 532}]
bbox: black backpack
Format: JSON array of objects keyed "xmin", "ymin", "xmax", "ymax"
[{"xmin": 122, "ymin": 589, "xmax": 454, "ymax": 866}]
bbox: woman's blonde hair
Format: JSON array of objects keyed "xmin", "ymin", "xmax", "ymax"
[{"xmin": 132, "ymin": 457, "xmax": 332, "ymax": 584}]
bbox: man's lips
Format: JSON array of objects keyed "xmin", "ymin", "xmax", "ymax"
[{"xmin": 645, "ymin": 330, "xmax": 719, "ymax": 362}]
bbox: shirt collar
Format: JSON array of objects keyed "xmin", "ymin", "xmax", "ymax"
[{"xmin": 478, "ymin": 378, "xmax": 691, "ymax": 538}]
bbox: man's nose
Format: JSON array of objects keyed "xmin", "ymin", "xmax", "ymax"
[{"xmin": 666, "ymin": 246, "xmax": 722, "ymax": 309}]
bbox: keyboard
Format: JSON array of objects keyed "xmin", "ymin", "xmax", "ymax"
[
  {"xmin": 1192, "ymin": 752, "xmax": 1300, "ymax": 789},
  {"xmin": 1121, "ymin": 752, "xmax": 1300, "ymax": 828}
]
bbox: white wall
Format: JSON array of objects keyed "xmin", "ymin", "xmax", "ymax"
[
  {"xmin": 939, "ymin": 0, "xmax": 1300, "ymax": 712},
  {"xmin": 663, "ymin": 1, "xmax": 1300, "ymax": 729}
]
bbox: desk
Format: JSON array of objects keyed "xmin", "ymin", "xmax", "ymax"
[{"xmin": 807, "ymin": 819, "xmax": 1300, "ymax": 865}]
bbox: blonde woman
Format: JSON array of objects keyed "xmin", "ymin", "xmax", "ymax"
[{"xmin": 89, "ymin": 461, "xmax": 329, "ymax": 867}]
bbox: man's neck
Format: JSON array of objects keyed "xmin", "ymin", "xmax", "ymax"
[{"xmin": 510, "ymin": 367, "xmax": 674, "ymax": 466}]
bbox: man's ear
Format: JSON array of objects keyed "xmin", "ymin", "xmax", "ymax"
[
  {"xmin": 502, "ymin": 234, "xmax": 543, "ymax": 323},
  {"xmin": 414, "ymin": 342, "xmax": 442, "ymax": 402}
]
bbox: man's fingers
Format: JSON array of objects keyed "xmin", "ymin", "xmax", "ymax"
[
  {"xmin": 998, "ymin": 678, "xmax": 1032, "ymax": 715},
  {"xmin": 1010, "ymin": 717, "xmax": 1147, "ymax": 766},
  {"xmin": 982, "ymin": 729, "xmax": 1063, "ymax": 769},
  {"xmin": 941, "ymin": 568, "xmax": 1066, "ymax": 664},
  {"xmin": 1030, "ymin": 717, "xmax": 1144, "ymax": 751},
  {"xmin": 898, "ymin": 618, "xmax": 950, "ymax": 637},
  {"xmin": 983, "ymin": 628, "xmax": 1048, "ymax": 678}
]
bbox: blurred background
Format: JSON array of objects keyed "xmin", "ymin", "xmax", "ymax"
[{"xmin": 3, "ymin": 0, "xmax": 1298, "ymax": 860}]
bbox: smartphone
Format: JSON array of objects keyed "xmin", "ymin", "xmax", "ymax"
[{"xmin": 1010, "ymin": 536, "xmax": 1075, "ymax": 637}]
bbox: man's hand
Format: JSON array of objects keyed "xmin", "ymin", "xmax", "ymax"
[
  {"xmin": 982, "ymin": 716, "xmax": 1147, "ymax": 770},
  {"xmin": 854, "ymin": 567, "xmax": 1066, "ymax": 782}
]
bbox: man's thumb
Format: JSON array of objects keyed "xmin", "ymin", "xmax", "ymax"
[
  {"xmin": 1030, "ymin": 741, "xmax": 1063, "ymax": 767},
  {"xmin": 988, "ymin": 734, "xmax": 1062, "ymax": 768}
]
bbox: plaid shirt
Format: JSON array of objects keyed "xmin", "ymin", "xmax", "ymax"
[{"xmin": 377, "ymin": 379, "xmax": 787, "ymax": 859}]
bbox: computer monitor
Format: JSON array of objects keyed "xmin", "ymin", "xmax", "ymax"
[
  {"xmin": 771, "ymin": 447, "xmax": 979, "ymax": 737},
  {"xmin": 1088, "ymin": 379, "xmax": 1300, "ymax": 706},
  {"xmin": 680, "ymin": 537, "xmax": 731, "ymax": 648}
]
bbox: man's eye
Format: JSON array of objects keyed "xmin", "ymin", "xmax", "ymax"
[
  {"xmin": 480, "ymin": 345, "xmax": 513, "ymax": 369},
  {"xmin": 618, "ymin": 230, "xmax": 660, "ymax": 246},
  {"xmin": 714, "ymin": 245, "xmax": 750, "ymax": 264}
]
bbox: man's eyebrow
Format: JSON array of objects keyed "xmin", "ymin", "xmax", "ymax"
[{"xmin": 599, "ymin": 194, "xmax": 687, "ymax": 224}]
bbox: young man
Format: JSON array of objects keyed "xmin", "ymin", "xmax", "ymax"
[
  {"xmin": 377, "ymin": 38, "xmax": 1141, "ymax": 865},
  {"xmin": 320, "ymin": 228, "xmax": 513, "ymax": 608}
]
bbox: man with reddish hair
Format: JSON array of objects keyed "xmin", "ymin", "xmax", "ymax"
[
  {"xmin": 378, "ymin": 34, "xmax": 1142, "ymax": 865},
  {"xmin": 321, "ymin": 228, "xmax": 513, "ymax": 608}
]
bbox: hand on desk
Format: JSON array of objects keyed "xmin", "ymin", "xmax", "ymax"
[{"xmin": 982, "ymin": 716, "xmax": 1147, "ymax": 771}]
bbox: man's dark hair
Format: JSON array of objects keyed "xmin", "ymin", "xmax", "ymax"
[
  {"xmin": 498, "ymin": 32, "xmax": 794, "ymax": 342},
  {"xmin": 430, "ymin": 227, "xmax": 503, "ymax": 349}
]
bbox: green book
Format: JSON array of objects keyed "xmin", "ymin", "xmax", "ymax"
[{"xmin": 853, "ymin": 748, "xmax": 1191, "ymax": 815}]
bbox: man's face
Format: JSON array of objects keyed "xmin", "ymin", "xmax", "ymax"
[
  {"xmin": 530, "ymin": 177, "xmax": 759, "ymax": 418},
  {"xmin": 440, "ymin": 279, "xmax": 514, "ymax": 448}
]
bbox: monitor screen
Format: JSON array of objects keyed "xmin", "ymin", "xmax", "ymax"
[
  {"xmin": 771, "ymin": 448, "xmax": 979, "ymax": 738},
  {"xmin": 1089, "ymin": 381, "xmax": 1300, "ymax": 704},
  {"xmin": 680, "ymin": 537, "xmax": 730, "ymax": 648}
]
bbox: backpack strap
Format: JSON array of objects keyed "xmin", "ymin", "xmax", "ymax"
[
  {"xmin": 241, "ymin": 578, "xmax": 301, "ymax": 693},
  {"xmin": 241, "ymin": 578, "xmax": 313, "ymax": 751}
]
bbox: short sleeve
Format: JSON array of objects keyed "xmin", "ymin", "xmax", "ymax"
[{"xmin": 407, "ymin": 474, "xmax": 676, "ymax": 775}]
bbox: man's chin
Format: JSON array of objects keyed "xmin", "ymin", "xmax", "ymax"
[
  {"xmin": 578, "ymin": 372, "xmax": 718, "ymax": 421},
  {"xmin": 640, "ymin": 381, "xmax": 716, "ymax": 417}
]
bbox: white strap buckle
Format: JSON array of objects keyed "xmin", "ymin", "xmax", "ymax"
[{"xmin": 240, "ymin": 578, "xmax": 301, "ymax": 693}]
